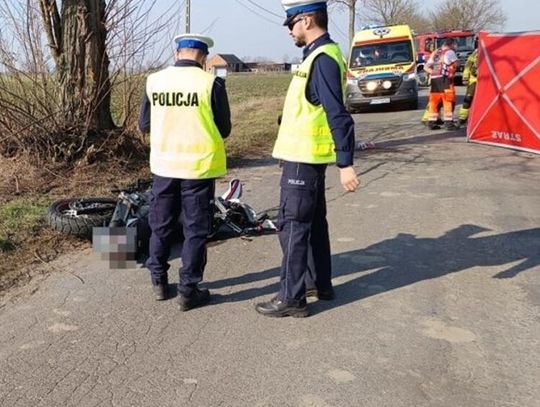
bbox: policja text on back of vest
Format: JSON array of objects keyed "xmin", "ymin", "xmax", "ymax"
[{"xmin": 151, "ymin": 92, "xmax": 200, "ymax": 107}]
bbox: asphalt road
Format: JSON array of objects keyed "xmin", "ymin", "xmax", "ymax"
[{"xmin": 1, "ymin": 88, "xmax": 539, "ymax": 407}]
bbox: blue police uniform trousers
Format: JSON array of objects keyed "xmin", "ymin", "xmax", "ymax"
[
  {"xmin": 278, "ymin": 161, "xmax": 332, "ymax": 306},
  {"xmin": 146, "ymin": 175, "xmax": 215, "ymax": 296}
]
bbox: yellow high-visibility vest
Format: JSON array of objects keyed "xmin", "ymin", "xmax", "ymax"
[
  {"xmin": 463, "ymin": 50, "xmax": 478, "ymax": 85},
  {"xmin": 273, "ymin": 43, "xmax": 345, "ymax": 164},
  {"xmin": 146, "ymin": 66, "xmax": 226, "ymax": 179}
]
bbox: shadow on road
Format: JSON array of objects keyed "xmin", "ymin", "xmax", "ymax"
[
  {"xmin": 372, "ymin": 130, "xmax": 464, "ymax": 149},
  {"xmin": 207, "ymin": 224, "xmax": 540, "ymax": 313},
  {"xmin": 228, "ymin": 156, "xmax": 276, "ymax": 170}
]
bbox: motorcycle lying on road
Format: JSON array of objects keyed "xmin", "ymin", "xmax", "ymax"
[{"xmin": 46, "ymin": 179, "xmax": 278, "ymax": 262}]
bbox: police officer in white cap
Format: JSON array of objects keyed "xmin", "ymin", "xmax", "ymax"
[
  {"xmin": 139, "ymin": 34, "xmax": 231, "ymax": 309},
  {"xmin": 255, "ymin": 1, "xmax": 360, "ymax": 317}
]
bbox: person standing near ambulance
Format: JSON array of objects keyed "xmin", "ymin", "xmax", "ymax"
[
  {"xmin": 255, "ymin": 0, "xmax": 360, "ymax": 318},
  {"xmin": 424, "ymin": 38, "xmax": 459, "ymax": 130},
  {"xmin": 458, "ymin": 39, "xmax": 479, "ymax": 126},
  {"xmin": 138, "ymin": 34, "xmax": 231, "ymax": 309}
]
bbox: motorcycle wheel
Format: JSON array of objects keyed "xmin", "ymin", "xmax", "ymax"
[{"xmin": 47, "ymin": 198, "xmax": 117, "ymax": 238}]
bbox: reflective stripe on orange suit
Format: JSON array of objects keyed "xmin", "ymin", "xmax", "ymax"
[{"xmin": 428, "ymin": 84, "xmax": 455, "ymax": 122}]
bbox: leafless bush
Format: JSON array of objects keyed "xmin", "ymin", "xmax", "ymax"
[{"xmin": 0, "ymin": 0, "xmax": 182, "ymax": 165}]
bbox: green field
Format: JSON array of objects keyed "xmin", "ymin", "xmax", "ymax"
[{"xmin": 226, "ymin": 73, "xmax": 289, "ymax": 158}]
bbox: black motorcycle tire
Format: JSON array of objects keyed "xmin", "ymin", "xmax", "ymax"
[{"xmin": 47, "ymin": 198, "xmax": 117, "ymax": 238}]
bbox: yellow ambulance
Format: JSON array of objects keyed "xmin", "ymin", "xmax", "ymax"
[{"xmin": 345, "ymin": 24, "xmax": 418, "ymax": 112}]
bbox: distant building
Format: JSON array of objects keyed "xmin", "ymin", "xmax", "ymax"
[
  {"xmin": 244, "ymin": 62, "xmax": 291, "ymax": 73},
  {"xmin": 206, "ymin": 54, "xmax": 250, "ymax": 76}
]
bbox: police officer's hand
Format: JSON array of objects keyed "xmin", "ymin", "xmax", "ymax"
[
  {"xmin": 339, "ymin": 166, "xmax": 360, "ymax": 192},
  {"xmin": 463, "ymin": 80, "xmax": 468, "ymax": 86}
]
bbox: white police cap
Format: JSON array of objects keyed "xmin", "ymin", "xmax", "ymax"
[
  {"xmin": 173, "ymin": 34, "xmax": 214, "ymax": 54},
  {"xmin": 281, "ymin": 0, "xmax": 328, "ymax": 25}
]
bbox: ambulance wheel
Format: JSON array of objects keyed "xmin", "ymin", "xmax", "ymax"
[
  {"xmin": 348, "ymin": 107, "xmax": 365, "ymax": 114},
  {"xmin": 408, "ymin": 99, "xmax": 419, "ymax": 110},
  {"xmin": 346, "ymin": 104, "xmax": 361, "ymax": 114},
  {"xmin": 47, "ymin": 198, "xmax": 117, "ymax": 238}
]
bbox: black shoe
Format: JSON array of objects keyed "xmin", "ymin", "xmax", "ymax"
[
  {"xmin": 306, "ymin": 287, "xmax": 335, "ymax": 301},
  {"xmin": 317, "ymin": 288, "xmax": 336, "ymax": 301},
  {"xmin": 153, "ymin": 284, "xmax": 168, "ymax": 301},
  {"xmin": 255, "ymin": 297, "xmax": 308, "ymax": 318},
  {"xmin": 178, "ymin": 288, "xmax": 210, "ymax": 311},
  {"xmin": 428, "ymin": 123, "xmax": 441, "ymax": 130},
  {"xmin": 445, "ymin": 121, "xmax": 458, "ymax": 131}
]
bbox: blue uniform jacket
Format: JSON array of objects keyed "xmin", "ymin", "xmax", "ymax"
[
  {"xmin": 138, "ymin": 59, "xmax": 232, "ymax": 139},
  {"xmin": 304, "ymin": 33, "xmax": 355, "ymax": 167}
]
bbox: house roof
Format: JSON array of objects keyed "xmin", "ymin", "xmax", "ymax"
[{"xmin": 215, "ymin": 54, "xmax": 245, "ymax": 65}]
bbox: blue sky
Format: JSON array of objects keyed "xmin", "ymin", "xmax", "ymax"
[{"xmin": 160, "ymin": 0, "xmax": 539, "ymax": 62}]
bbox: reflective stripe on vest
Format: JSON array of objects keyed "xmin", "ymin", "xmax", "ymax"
[
  {"xmin": 431, "ymin": 48, "xmax": 454, "ymax": 79},
  {"xmin": 272, "ymin": 43, "xmax": 345, "ymax": 164},
  {"xmin": 146, "ymin": 66, "xmax": 226, "ymax": 179}
]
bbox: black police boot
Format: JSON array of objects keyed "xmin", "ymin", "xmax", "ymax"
[
  {"xmin": 445, "ymin": 121, "xmax": 458, "ymax": 131},
  {"xmin": 255, "ymin": 296, "xmax": 308, "ymax": 318},
  {"xmin": 306, "ymin": 287, "xmax": 335, "ymax": 301},
  {"xmin": 459, "ymin": 118, "xmax": 467, "ymax": 127},
  {"xmin": 178, "ymin": 288, "xmax": 210, "ymax": 311},
  {"xmin": 428, "ymin": 121, "xmax": 441, "ymax": 130},
  {"xmin": 317, "ymin": 288, "xmax": 336, "ymax": 301},
  {"xmin": 152, "ymin": 283, "xmax": 168, "ymax": 301}
]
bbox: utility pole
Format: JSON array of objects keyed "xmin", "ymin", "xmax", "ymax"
[{"xmin": 185, "ymin": 0, "xmax": 191, "ymax": 33}]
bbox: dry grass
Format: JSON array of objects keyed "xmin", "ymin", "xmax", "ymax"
[
  {"xmin": 228, "ymin": 96, "xmax": 284, "ymax": 158},
  {"xmin": 0, "ymin": 73, "xmax": 291, "ymax": 294},
  {"xmin": 225, "ymin": 73, "xmax": 289, "ymax": 159}
]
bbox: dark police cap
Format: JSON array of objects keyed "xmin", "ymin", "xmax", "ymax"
[
  {"xmin": 281, "ymin": 0, "xmax": 328, "ymax": 26},
  {"xmin": 174, "ymin": 34, "xmax": 214, "ymax": 55}
]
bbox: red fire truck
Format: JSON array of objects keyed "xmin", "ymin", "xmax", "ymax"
[{"xmin": 414, "ymin": 30, "xmax": 476, "ymax": 85}]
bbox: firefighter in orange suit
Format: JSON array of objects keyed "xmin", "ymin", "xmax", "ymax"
[{"xmin": 424, "ymin": 38, "xmax": 459, "ymax": 130}]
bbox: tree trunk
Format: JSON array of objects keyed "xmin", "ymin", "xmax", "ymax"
[
  {"xmin": 57, "ymin": 0, "xmax": 114, "ymax": 131},
  {"xmin": 86, "ymin": 0, "xmax": 114, "ymax": 130},
  {"xmin": 348, "ymin": 1, "xmax": 356, "ymax": 46}
]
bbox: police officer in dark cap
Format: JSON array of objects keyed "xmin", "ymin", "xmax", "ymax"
[
  {"xmin": 138, "ymin": 34, "xmax": 231, "ymax": 309},
  {"xmin": 255, "ymin": 0, "xmax": 360, "ymax": 317}
]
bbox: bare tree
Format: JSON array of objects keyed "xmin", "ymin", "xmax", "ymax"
[
  {"xmin": 39, "ymin": 0, "xmax": 115, "ymax": 130},
  {"xmin": 329, "ymin": 0, "xmax": 431, "ymax": 43},
  {"xmin": 361, "ymin": 0, "xmax": 427, "ymax": 29},
  {"xmin": 0, "ymin": 0, "xmax": 181, "ymax": 163},
  {"xmin": 406, "ymin": 12, "xmax": 431, "ymax": 34},
  {"xmin": 430, "ymin": 0, "xmax": 507, "ymax": 31},
  {"xmin": 328, "ymin": 0, "xmax": 358, "ymax": 46}
]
